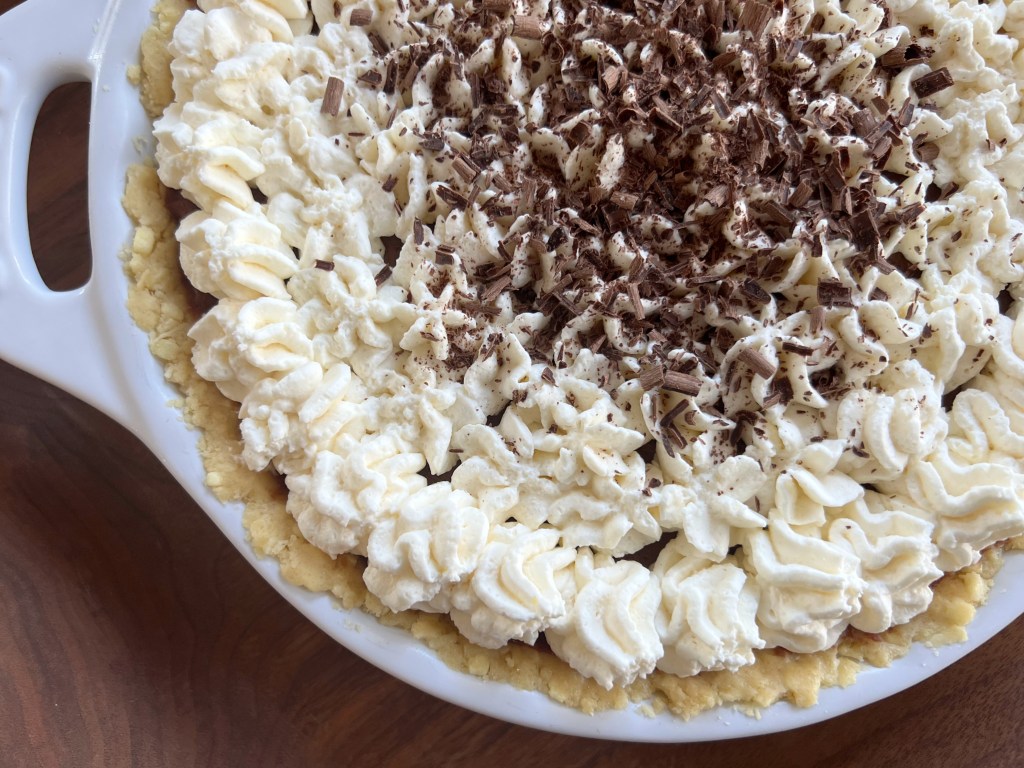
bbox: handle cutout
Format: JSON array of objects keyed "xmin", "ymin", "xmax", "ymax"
[{"xmin": 28, "ymin": 82, "xmax": 92, "ymax": 292}]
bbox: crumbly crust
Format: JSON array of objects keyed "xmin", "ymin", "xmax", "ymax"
[{"xmin": 122, "ymin": 0, "xmax": 1023, "ymax": 720}]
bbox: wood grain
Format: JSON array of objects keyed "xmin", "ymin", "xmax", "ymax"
[{"xmin": 1, "ymin": 1, "xmax": 1022, "ymax": 765}]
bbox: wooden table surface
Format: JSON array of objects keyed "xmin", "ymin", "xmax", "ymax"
[{"xmin": 1, "ymin": 2, "xmax": 1022, "ymax": 765}]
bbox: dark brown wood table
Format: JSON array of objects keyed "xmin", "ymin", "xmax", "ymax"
[{"xmin": 1, "ymin": 1, "xmax": 1022, "ymax": 765}]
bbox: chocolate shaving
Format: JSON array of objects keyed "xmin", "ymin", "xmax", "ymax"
[
  {"xmin": 452, "ymin": 154, "xmax": 481, "ymax": 183},
  {"xmin": 516, "ymin": 178, "xmax": 538, "ymax": 217},
  {"xmin": 638, "ymin": 363, "xmax": 665, "ymax": 391},
  {"xmin": 896, "ymin": 97, "xmax": 915, "ymax": 128},
  {"xmin": 912, "ymin": 68, "xmax": 954, "ymax": 98},
  {"xmin": 512, "ymin": 15, "xmax": 544, "ymax": 40},
  {"xmin": 651, "ymin": 105, "xmax": 684, "ymax": 131},
  {"xmin": 602, "ymin": 66, "xmax": 624, "ymax": 94},
  {"xmin": 627, "ymin": 283, "xmax": 644, "ymax": 317},
  {"xmin": 817, "ymin": 278, "xmax": 855, "ymax": 308},
  {"xmin": 482, "ymin": 275, "xmax": 512, "ymax": 302},
  {"xmin": 660, "ymin": 399, "xmax": 690, "ymax": 428},
  {"xmin": 436, "ymin": 185, "xmax": 468, "ymax": 209},
  {"xmin": 492, "ymin": 174, "xmax": 513, "ymax": 193},
  {"xmin": 868, "ymin": 135, "xmax": 892, "ymax": 161},
  {"xmin": 851, "ymin": 109, "xmax": 878, "ymax": 138},
  {"xmin": 315, "ymin": 260, "xmax": 335, "ymax": 271},
  {"xmin": 774, "ymin": 378, "xmax": 795, "ymax": 406},
  {"xmin": 811, "ymin": 306, "xmax": 826, "ymax": 334},
  {"xmin": 873, "ymin": 258, "xmax": 895, "ymax": 276},
  {"xmin": 789, "ymin": 180, "xmax": 813, "ymax": 208},
  {"xmin": 710, "ymin": 91, "xmax": 731, "ymax": 119},
  {"xmin": 879, "ymin": 43, "xmax": 929, "ymax": 69},
  {"xmin": 358, "ymin": 70, "xmax": 383, "ymax": 87},
  {"xmin": 916, "ymin": 142, "xmax": 940, "ymax": 163},
  {"xmin": 736, "ymin": 348, "xmax": 777, "ymax": 379},
  {"xmin": 368, "ymin": 32, "xmax": 389, "ymax": 57},
  {"xmin": 663, "ymin": 371, "xmax": 702, "ymax": 396},
  {"xmin": 401, "ymin": 60, "xmax": 421, "ymax": 92},
  {"xmin": 349, "ymin": 8, "xmax": 372, "ymax": 26},
  {"xmin": 712, "ymin": 51, "xmax": 739, "ymax": 69},
  {"xmin": 321, "ymin": 77, "xmax": 344, "ymax": 116},
  {"xmin": 737, "ymin": 1, "xmax": 773, "ymax": 38},
  {"xmin": 460, "ymin": 300, "xmax": 500, "ymax": 318},
  {"xmin": 782, "ymin": 341, "xmax": 813, "ymax": 356},
  {"xmin": 896, "ymin": 202, "xmax": 926, "ymax": 225},
  {"xmin": 467, "ymin": 172, "xmax": 488, "ymax": 207},
  {"xmin": 627, "ymin": 255, "xmax": 645, "ymax": 282},
  {"xmin": 822, "ymin": 156, "xmax": 846, "ymax": 193},
  {"xmin": 383, "ymin": 61, "xmax": 398, "ymax": 95},
  {"xmin": 609, "ymin": 191, "xmax": 639, "ymax": 211},
  {"xmin": 375, "ymin": 265, "xmax": 392, "ymax": 286},
  {"xmin": 888, "ymin": 252, "xmax": 922, "ymax": 278},
  {"xmin": 850, "ymin": 209, "xmax": 881, "ymax": 250},
  {"xmin": 543, "ymin": 227, "xmax": 568, "ymax": 252},
  {"xmin": 741, "ymin": 279, "xmax": 771, "ymax": 305},
  {"xmin": 756, "ymin": 200, "xmax": 795, "ymax": 226},
  {"xmin": 382, "ymin": 235, "xmax": 403, "ymax": 268},
  {"xmin": 435, "ymin": 245, "xmax": 455, "ymax": 266},
  {"xmin": 704, "ymin": 184, "xmax": 730, "ymax": 207},
  {"xmin": 420, "ymin": 134, "xmax": 445, "ymax": 152}
]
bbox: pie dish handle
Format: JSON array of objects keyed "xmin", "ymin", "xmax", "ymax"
[{"xmin": 0, "ymin": 0, "xmax": 135, "ymax": 426}]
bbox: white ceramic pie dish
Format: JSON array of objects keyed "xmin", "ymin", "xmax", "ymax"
[{"xmin": 1, "ymin": 0, "xmax": 1022, "ymax": 742}]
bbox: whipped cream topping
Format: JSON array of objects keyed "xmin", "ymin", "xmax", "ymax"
[
  {"xmin": 155, "ymin": 0, "xmax": 1024, "ymax": 688},
  {"xmin": 653, "ymin": 539, "xmax": 764, "ymax": 677},
  {"xmin": 546, "ymin": 549, "xmax": 663, "ymax": 689}
]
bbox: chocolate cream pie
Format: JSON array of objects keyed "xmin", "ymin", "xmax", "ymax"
[{"xmin": 124, "ymin": 0, "xmax": 1024, "ymax": 715}]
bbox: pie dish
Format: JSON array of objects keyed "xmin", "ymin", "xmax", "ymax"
[{"xmin": 1, "ymin": 0, "xmax": 1023, "ymax": 742}]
